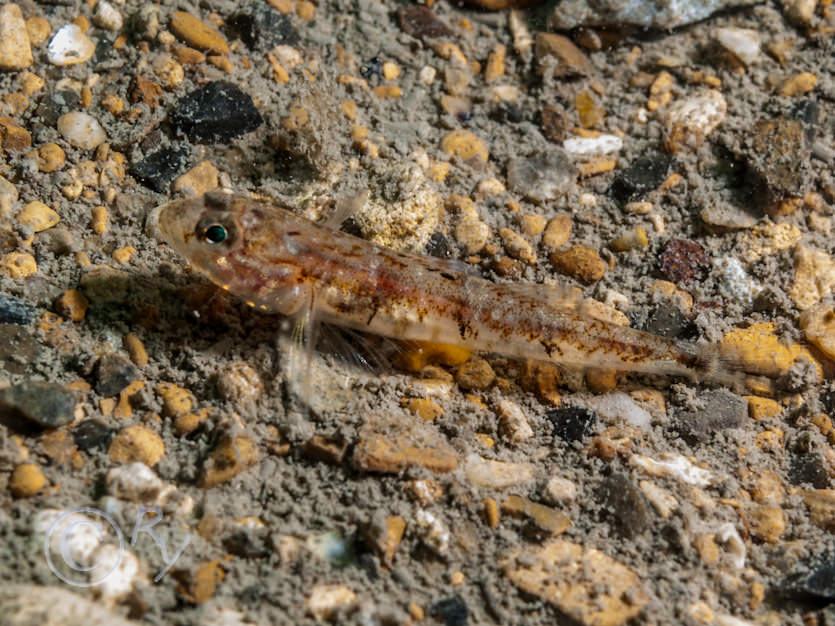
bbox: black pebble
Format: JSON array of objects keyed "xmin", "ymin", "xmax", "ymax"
[
  {"xmin": 779, "ymin": 551, "xmax": 835, "ymax": 601},
  {"xmin": 226, "ymin": 3, "xmax": 299, "ymax": 52},
  {"xmin": 0, "ymin": 324, "xmax": 41, "ymax": 375},
  {"xmin": 429, "ymin": 595, "xmax": 468, "ymax": 626},
  {"xmin": 0, "ymin": 381, "xmax": 76, "ymax": 431},
  {"xmin": 789, "ymin": 453, "xmax": 830, "ymax": 489},
  {"xmin": 674, "ymin": 389, "xmax": 747, "ymax": 444},
  {"xmin": 73, "ymin": 418, "xmax": 114, "ymax": 452},
  {"xmin": 171, "ymin": 81, "xmax": 264, "ymax": 143},
  {"xmin": 359, "ymin": 56, "xmax": 382, "ymax": 79},
  {"xmin": 0, "ymin": 293, "xmax": 37, "ymax": 325},
  {"xmin": 426, "ymin": 231, "xmax": 453, "ymax": 259},
  {"xmin": 611, "ymin": 151, "xmax": 673, "ymax": 202},
  {"xmin": 642, "ymin": 304, "xmax": 697, "ymax": 340},
  {"xmin": 34, "ymin": 89, "xmax": 81, "ymax": 127},
  {"xmin": 596, "ymin": 473, "xmax": 652, "ymax": 538},
  {"xmin": 131, "ymin": 146, "xmax": 191, "ymax": 192},
  {"xmin": 821, "ymin": 387, "xmax": 835, "ymax": 415},
  {"xmin": 546, "ymin": 407, "xmax": 597, "ymax": 443},
  {"xmin": 94, "ymin": 353, "xmax": 140, "ymax": 397}
]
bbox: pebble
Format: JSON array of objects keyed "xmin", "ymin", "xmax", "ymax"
[
  {"xmin": 563, "ymin": 134, "xmax": 622, "ymax": 158},
  {"xmin": 790, "ymin": 245, "xmax": 835, "ymax": 310},
  {"xmin": 217, "ymin": 362, "xmax": 263, "ymax": 404},
  {"xmin": 1, "ymin": 251, "xmax": 37, "ymax": 278},
  {"xmin": 780, "ymin": 0, "xmax": 817, "ymax": 25},
  {"xmin": 175, "ymin": 560, "xmax": 224, "ymax": 604},
  {"xmin": 789, "ymin": 453, "xmax": 829, "ymax": 488},
  {"xmin": 199, "ymin": 434, "xmax": 259, "ymax": 486},
  {"xmin": 306, "ymin": 585, "xmax": 357, "ymax": 621},
  {"xmin": 9, "ymin": 462, "xmax": 46, "ymax": 497},
  {"xmin": 0, "ymin": 116, "xmax": 32, "ymax": 152},
  {"xmin": 497, "ymin": 398, "xmax": 534, "ymax": 444},
  {"xmin": 597, "ymin": 473, "xmax": 652, "ymax": 538},
  {"xmin": 169, "ymin": 11, "xmax": 229, "ymax": 55},
  {"xmin": 31, "ymin": 142, "xmax": 66, "ymax": 172},
  {"xmin": 455, "ymin": 357, "xmax": 495, "ymax": 390},
  {"xmin": 17, "ymin": 201, "xmax": 57, "ymax": 233},
  {"xmin": 779, "ymin": 551, "xmax": 835, "ymax": 601},
  {"xmin": 94, "ymin": 354, "xmax": 140, "ymax": 398},
  {"xmin": 720, "ymin": 322, "xmax": 817, "ymax": 378},
  {"xmin": 629, "ymin": 453, "xmax": 715, "ymax": 487},
  {"xmin": 663, "ymin": 90, "xmax": 727, "ymax": 152},
  {"xmin": 714, "ymin": 27, "xmax": 760, "ymax": 65},
  {"xmin": 543, "ymin": 476, "xmax": 578, "ymax": 504},
  {"xmin": 800, "ymin": 304, "xmax": 835, "ymax": 361},
  {"xmin": 0, "ymin": 293, "xmax": 36, "ymax": 325},
  {"xmin": 675, "ymin": 389, "xmax": 747, "ymax": 443},
  {"xmin": 455, "ymin": 215, "xmax": 489, "ymax": 254},
  {"xmin": 47, "ymin": 24, "xmax": 95, "ymax": 66},
  {"xmin": 502, "ymin": 494, "xmax": 570, "ymax": 537},
  {"xmin": 57, "ymin": 112, "xmax": 106, "ymax": 150},
  {"xmin": 659, "ymin": 238, "xmax": 709, "ymax": 284},
  {"xmin": 506, "ymin": 149, "xmax": 577, "ymax": 204},
  {"xmin": 547, "ymin": 406, "xmax": 597, "ymax": 443},
  {"xmin": 361, "ymin": 515, "xmax": 406, "ymax": 565},
  {"xmin": 227, "ymin": 4, "xmax": 298, "ymax": 52},
  {"xmin": 586, "ymin": 392, "xmax": 652, "ymax": 429},
  {"xmin": 415, "ymin": 509, "xmax": 451, "ymax": 556},
  {"xmin": 129, "ymin": 75, "xmax": 163, "ymax": 108},
  {"xmin": 25, "ymin": 17, "xmax": 50, "ymax": 48},
  {"xmin": 353, "ymin": 431, "xmax": 457, "ymax": 474},
  {"xmin": 93, "ymin": 2, "xmax": 123, "ymax": 31},
  {"xmin": 0, "ymin": 4, "xmax": 33, "ymax": 70},
  {"xmin": 0, "ymin": 381, "xmax": 76, "ymax": 429},
  {"xmin": 173, "ymin": 161, "xmax": 219, "ymax": 196},
  {"xmin": 535, "ymin": 32, "xmax": 592, "ymax": 77},
  {"xmin": 747, "ymin": 504, "xmax": 786, "ymax": 543},
  {"xmin": 742, "ymin": 117, "xmax": 810, "ymax": 202},
  {"xmin": 742, "ymin": 222, "xmax": 801, "ymax": 263},
  {"xmin": 498, "ymin": 228, "xmax": 536, "ymax": 264},
  {"xmin": 778, "ymin": 72, "xmax": 818, "ymax": 97},
  {"xmin": 504, "ymin": 539, "xmax": 649, "ymax": 626},
  {"xmin": 714, "ymin": 257, "xmax": 761, "ymax": 306},
  {"xmin": 549, "ymin": 0, "xmax": 754, "ymax": 29},
  {"xmin": 644, "ymin": 304, "xmax": 694, "ymax": 339},
  {"xmin": 397, "ymin": 5, "xmax": 453, "ymax": 39},
  {"xmin": 171, "ymin": 81, "xmax": 263, "ymax": 143},
  {"xmin": 609, "ymin": 226, "xmax": 648, "ymax": 252},
  {"xmin": 54, "ymin": 289, "xmax": 88, "ymax": 322},
  {"xmin": 73, "ymin": 418, "xmax": 114, "ymax": 452},
  {"xmin": 541, "ymin": 214, "xmax": 572, "ymax": 250},
  {"xmin": 441, "ymin": 129, "xmax": 488, "ymax": 164},
  {"xmin": 0, "ymin": 584, "xmax": 137, "ymax": 626},
  {"xmin": 108, "ymin": 425, "xmax": 165, "ymax": 466},
  {"xmin": 639, "ymin": 480, "xmax": 677, "ymax": 518},
  {"xmin": 549, "ymin": 246, "xmax": 607, "ymax": 282},
  {"xmin": 611, "ymin": 152, "xmax": 672, "ymax": 201},
  {"xmin": 131, "ymin": 146, "xmax": 191, "ymax": 192},
  {"xmin": 463, "ymin": 454, "xmax": 534, "ymax": 489}
]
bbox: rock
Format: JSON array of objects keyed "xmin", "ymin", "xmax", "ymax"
[
  {"xmin": 94, "ymin": 354, "xmax": 140, "ymax": 397},
  {"xmin": 174, "ymin": 560, "xmax": 225, "ymax": 604},
  {"xmin": 564, "ymin": 134, "xmax": 622, "ymax": 158},
  {"xmin": 747, "ymin": 504, "xmax": 785, "ymax": 543},
  {"xmin": 801, "ymin": 490, "xmax": 835, "ymax": 531},
  {"xmin": 73, "ymin": 418, "xmax": 114, "ymax": 452},
  {"xmin": 800, "ymin": 304, "xmax": 835, "ymax": 361},
  {"xmin": 791, "ymin": 245, "xmax": 835, "ymax": 310},
  {"xmin": 352, "ymin": 432, "xmax": 457, "ymax": 474},
  {"xmin": 171, "ymin": 81, "xmax": 263, "ymax": 143},
  {"xmin": 0, "ymin": 293, "xmax": 36, "ymax": 325},
  {"xmin": 157, "ymin": 383, "xmax": 192, "ymax": 417},
  {"xmin": 361, "ymin": 515, "xmax": 406, "ymax": 565},
  {"xmin": 54, "ymin": 289, "xmax": 88, "ymax": 322},
  {"xmin": 675, "ymin": 389, "xmax": 747, "ymax": 443},
  {"xmin": 613, "ymin": 152, "xmax": 673, "ymax": 203},
  {"xmin": 789, "ymin": 453, "xmax": 830, "ymax": 489},
  {"xmin": 0, "ymin": 325, "xmax": 40, "ymax": 375},
  {"xmin": 502, "ymin": 494, "xmax": 571, "ymax": 536},
  {"xmin": 700, "ymin": 203, "xmax": 758, "ymax": 229},
  {"xmin": 306, "ymin": 585, "xmax": 357, "ymax": 621},
  {"xmin": 454, "ymin": 215, "xmax": 489, "ymax": 254},
  {"xmin": 506, "ymin": 149, "xmax": 577, "ymax": 204},
  {"xmin": 0, "ymin": 116, "xmax": 31, "ymax": 152},
  {"xmin": 93, "ymin": 1, "xmax": 123, "ymax": 31},
  {"xmin": 549, "ymin": 246, "xmax": 607, "ymax": 282},
  {"xmin": 169, "ymin": 11, "xmax": 228, "ymax": 54},
  {"xmin": 0, "ymin": 584, "xmax": 138, "ymax": 626},
  {"xmin": 549, "ymin": 0, "xmax": 756, "ymax": 30},
  {"xmin": 0, "ymin": 381, "xmax": 75, "ymax": 430},
  {"xmin": 226, "ymin": 3, "xmax": 299, "ymax": 52},
  {"xmin": 46, "ymin": 24, "xmax": 95, "ymax": 66},
  {"xmin": 129, "ymin": 75, "xmax": 163, "ymax": 108},
  {"xmin": 108, "ymin": 425, "xmax": 165, "ymax": 466},
  {"xmin": 498, "ymin": 228, "xmax": 536, "ymax": 264},
  {"xmin": 629, "ymin": 453, "xmax": 715, "ymax": 487},
  {"xmin": 455, "ymin": 358, "xmax": 495, "ymax": 390},
  {"xmin": 173, "ymin": 160, "xmax": 219, "ymax": 196},
  {"xmin": 663, "ymin": 90, "xmax": 727, "ymax": 153},
  {"xmin": 542, "ymin": 214, "xmax": 572, "ymax": 250},
  {"xmin": 535, "ymin": 32, "xmax": 592, "ymax": 77},
  {"xmin": 597, "ymin": 473, "xmax": 652, "ymax": 538},
  {"xmin": 547, "ymin": 407, "xmax": 597, "ymax": 443},
  {"xmin": 131, "ymin": 146, "xmax": 190, "ymax": 192},
  {"xmin": 715, "ymin": 257, "xmax": 761, "ymax": 306},
  {"xmin": 397, "ymin": 5, "xmax": 452, "ymax": 39},
  {"xmin": 216, "ymin": 362, "xmax": 263, "ymax": 404},
  {"xmin": 0, "ymin": 4, "xmax": 33, "ymax": 70},
  {"xmin": 18, "ymin": 201, "xmax": 59, "ymax": 233},
  {"xmin": 31, "ymin": 142, "xmax": 66, "ymax": 172},
  {"xmin": 497, "ymin": 399, "xmax": 534, "ymax": 444},
  {"xmin": 659, "ymin": 238, "xmax": 709, "ymax": 284},
  {"xmin": 543, "ymin": 477, "xmax": 578, "ymax": 504},
  {"xmin": 200, "ymin": 434, "xmax": 258, "ymax": 486},
  {"xmin": 504, "ymin": 539, "xmax": 649, "ymax": 626},
  {"xmin": 429, "ymin": 595, "xmax": 468, "ymax": 626},
  {"xmin": 586, "ymin": 392, "xmax": 652, "ymax": 429},
  {"xmin": 714, "ymin": 27, "xmax": 760, "ymax": 65},
  {"xmin": 779, "ymin": 0, "xmax": 817, "ymax": 25},
  {"xmin": 415, "ymin": 509, "xmax": 451, "ymax": 556},
  {"xmin": 720, "ymin": 322, "xmax": 818, "ymax": 378},
  {"xmin": 57, "ymin": 112, "xmax": 106, "ymax": 150},
  {"xmin": 463, "ymin": 454, "xmax": 534, "ymax": 489},
  {"xmin": 779, "ymin": 551, "xmax": 835, "ymax": 601},
  {"xmin": 742, "ymin": 117, "xmax": 811, "ymax": 203},
  {"xmin": 642, "ymin": 304, "xmax": 695, "ymax": 339},
  {"xmin": 9, "ymin": 462, "xmax": 46, "ymax": 497},
  {"xmin": 440, "ymin": 129, "xmax": 488, "ymax": 164}
]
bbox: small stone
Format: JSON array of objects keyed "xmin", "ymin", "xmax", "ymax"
[
  {"xmin": 46, "ymin": 24, "xmax": 95, "ymax": 66},
  {"xmin": 455, "ymin": 357, "xmax": 495, "ymax": 390},
  {"xmin": 541, "ymin": 214, "xmax": 572, "ymax": 251},
  {"xmin": 54, "ymin": 289, "xmax": 88, "ymax": 322},
  {"xmin": 227, "ymin": 4, "xmax": 299, "ymax": 52},
  {"xmin": 547, "ymin": 407, "xmax": 597, "ymax": 443},
  {"xmin": 1, "ymin": 251, "xmax": 36, "ymax": 278},
  {"xmin": 441, "ymin": 129, "xmax": 488, "ymax": 164},
  {"xmin": 173, "ymin": 161, "xmax": 219, "ymax": 196},
  {"xmin": 498, "ymin": 228, "xmax": 536, "ymax": 265},
  {"xmin": 93, "ymin": 1, "xmax": 123, "ymax": 31},
  {"xmin": 541, "ymin": 104, "xmax": 570, "ymax": 143},
  {"xmin": 9, "ymin": 463, "xmax": 46, "ymax": 497},
  {"xmin": 502, "ymin": 494, "xmax": 571, "ymax": 536},
  {"xmin": 550, "ymin": 246, "xmax": 607, "ymax": 282},
  {"xmin": 108, "ymin": 424, "xmax": 165, "ymax": 466},
  {"xmin": 18, "ymin": 201, "xmax": 59, "ymax": 233},
  {"xmin": 714, "ymin": 27, "xmax": 760, "ymax": 65},
  {"xmin": 609, "ymin": 226, "xmax": 648, "ymax": 252},
  {"xmin": 32, "ymin": 142, "xmax": 66, "ymax": 172},
  {"xmin": 564, "ymin": 134, "xmax": 622, "ymax": 158},
  {"xmin": 800, "ymin": 305, "xmax": 835, "ymax": 361},
  {"xmin": 397, "ymin": 5, "xmax": 452, "ymax": 39},
  {"xmin": 25, "ymin": 17, "xmax": 50, "ymax": 48},
  {"xmin": 463, "ymin": 454, "xmax": 534, "ymax": 488},
  {"xmin": 611, "ymin": 152, "xmax": 672, "ymax": 201},
  {"xmin": 362, "ymin": 515, "xmax": 406, "ymax": 565},
  {"xmin": 216, "ymin": 361, "xmax": 263, "ymax": 404},
  {"xmin": 518, "ymin": 214, "xmax": 547, "ymax": 237},
  {"xmin": 0, "ymin": 381, "xmax": 75, "ymax": 430},
  {"xmin": 407, "ymin": 397, "xmax": 444, "ymax": 421},
  {"xmin": 744, "ymin": 396, "xmax": 781, "ymax": 420},
  {"xmin": 675, "ymin": 389, "xmax": 747, "ymax": 443},
  {"xmin": 199, "ymin": 434, "xmax": 258, "ymax": 486},
  {"xmin": 747, "ymin": 504, "xmax": 785, "ymax": 543},
  {"xmin": 779, "ymin": 72, "xmax": 818, "ymax": 97},
  {"xmin": 0, "ymin": 4, "xmax": 33, "ymax": 70},
  {"xmin": 780, "ymin": 0, "xmax": 817, "ymax": 25},
  {"xmin": 518, "ymin": 359, "xmax": 562, "ymax": 405},
  {"xmin": 429, "ymin": 595, "xmax": 468, "ymax": 626},
  {"xmin": 663, "ymin": 90, "xmax": 727, "ymax": 153},
  {"xmin": 455, "ymin": 215, "xmax": 489, "ymax": 254},
  {"xmin": 169, "ymin": 11, "xmax": 228, "ymax": 54},
  {"xmin": 0, "ymin": 116, "xmax": 31, "ymax": 152},
  {"xmin": 720, "ymin": 322, "xmax": 817, "ymax": 378},
  {"xmin": 639, "ymin": 480, "xmax": 677, "ymax": 518},
  {"xmin": 779, "ymin": 551, "xmax": 835, "ymax": 602},
  {"xmin": 306, "ymin": 585, "xmax": 357, "ymax": 621},
  {"xmin": 174, "ymin": 560, "xmax": 224, "ymax": 604},
  {"xmin": 543, "ymin": 477, "xmax": 578, "ymax": 504},
  {"xmin": 504, "ymin": 539, "xmax": 649, "ymax": 626},
  {"xmin": 352, "ymin": 432, "xmax": 457, "ymax": 474},
  {"xmin": 791, "ymin": 245, "xmax": 835, "ymax": 310},
  {"xmin": 497, "ymin": 398, "xmax": 534, "ymax": 445},
  {"xmin": 506, "ymin": 149, "xmax": 577, "ymax": 204},
  {"xmin": 171, "ymin": 81, "xmax": 263, "ymax": 143},
  {"xmin": 73, "ymin": 418, "xmax": 114, "ymax": 452},
  {"xmin": 131, "ymin": 146, "xmax": 191, "ymax": 193},
  {"xmin": 0, "ymin": 293, "xmax": 36, "ymax": 325},
  {"xmin": 57, "ymin": 112, "xmax": 106, "ymax": 150},
  {"xmin": 94, "ymin": 354, "xmax": 140, "ymax": 397},
  {"xmin": 659, "ymin": 238, "xmax": 709, "ymax": 284},
  {"xmin": 743, "ymin": 117, "xmax": 810, "ymax": 203},
  {"xmin": 535, "ymin": 32, "xmax": 592, "ymax": 77},
  {"xmin": 790, "ymin": 454, "xmax": 830, "ymax": 489},
  {"xmin": 597, "ymin": 473, "xmax": 652, "ymax": 538},
  {"xmin": 129, "ymin": 75, "xmax": 163, "ymax": 108}
]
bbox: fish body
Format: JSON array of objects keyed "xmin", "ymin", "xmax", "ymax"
[{"xmin": 152, "ymin": 192, "xmax": 739, "ymax": 384}]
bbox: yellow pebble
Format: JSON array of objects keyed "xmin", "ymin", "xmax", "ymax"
[
  {"xmin": 25, "ymin": 17, "xmax": 51, "ymax": 47},
  {"xmin": 296, "ymin": 0, "xmax": 316, "ymax": 20},
  {"xmin": 108, "ymin": 425, "xmax": 165, "ymax": 466},
  {"xmin": 482, "ymin": 497, "xmax": 500, "ymax": 527},
  {"xmin": 158, "ymin": 382, "xmax": 193, "ymax": 417},
  {"xmin": 395, "ymin": 340, "xmax": 471, "ymax": 372},
  {"xmin": 341, "ymin": 100, "xmax": 357, "ymax": 121},
  {"xmin": 372, "ymin": 85, "xmax": 402, "ymax": 99},
  {"xmin": 112, "ymin": 246, "xmax": 136, "ymax": 264},
  {"xmin": 440, "ymin": 129, "xmax": 488, "ymax": 163},
  {"xmin": 451, "ymin": 571, "xmax": 465, "ymax": 586},
  {"xmin": 18, "ymin": 201, "xmax": 59, "ymax": 232},
  {"xmin": 720, "ymin": 322, "xmax": 820, "ymax": 378},
  {"xmin": 800, "ymin": 304, "xmax": 835, "ymax": 361},
  {"xmin": 169, "ymin": 11, "xmax": 229, "ymax": 55},
  {"xmin": 428, "ymin": 162, "xmax": 451, "ymax": 182},
  {"xmin": 406, "ymin": 397, "xmax": 444, "ymax": 421},
  {"xmin": 755, "ymin": 428, "xmax": 784, "ymax": 452},
  {"xmin": 9, "ymin": 463, "xmax": 46, "ymax": 498},
  {"xmin": 90, "ymin": 205, "xmax": 108, "ymax": 235},
  {"xmin": 174, "ymin": 408, "xmax": 212, "ymax": 436},
  {"xmin": 55, "ymin": 289, "xmax": 89, "ymax": 322},
  {"xmin": 484, "ymin": 44, "xmax": 506, "ymax": 83},
  {"xmin": 381, "ymin": 61, "xmax": 401, "ymax": 81},
  {"xmin": 408, "ymin": 603, "xmax": 425, "ymax": 621},
  {"xmin": 101, "ymin": 95, "xmax": 124, "ymax": 115},
  {"xmin": 33, "ymin": 142, "xmax": 66, "ymax": 172},
  {"xmin": 19, "ymin": 71, "xmax": 45, "ymax": 96},
  {"xmin": 744, "ymin": 396, "xmax": 781, "ymax": 420},
  {"xmin": 123, "ymin": 332, "xmax": 149, "ymax": 366},
  {"xmin": 778, "ymin": 72, "xmax": 818, "ymax": 97},
  {"xmin": 1, "ymin": 252, "xmax": 37, "ymax": 278}
]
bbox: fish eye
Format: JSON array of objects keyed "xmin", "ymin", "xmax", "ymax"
[{"xmin": 203, "ymin": 224, "xmax": 228, "ymax": 244}]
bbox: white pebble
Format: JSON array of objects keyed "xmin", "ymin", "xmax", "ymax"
[
  {"xmin": 543, "ymin": 476, "xmax": 577, "ymax": 504},
  {"xmin": 89, "ymin": 544, "xmax": 143, "ymax": 602},
  {"xmin": 35, "ymin": 509, "xmax": 103, "ymax": 567},
  {"xmin": 47, "ymin": 24, "xmax": 96, "ymax": 66},
  {"xmin": 419, "ymin": 66, "xmax": 437, "ymax": 84},
  {"xmin": 715, "ymin": 257, "xmax": 761, "ymax": 306},
  {"xmin": 57, "ymin": 112, "xmax": 107, "ymax": 150},
  {"xmin": 563, "ymin": 134, "xmax": 623, "ymax": 157},
  {"xmin": 585, "ymin": 392, "xmax": 652, "ymax": 429},
  {"xmin": 415, "ymin": 509, "xmax": 450, "ymax": 556},
  {"xmin": 714, "ymin": 27, "xmax": 760, "ymax": 65},
  {"xmin": 663, "ymin": 90, "xmax": 727, "ymax": 151},
  {"xmin": 306, "ymin": 585, "xmax": 357, "ymax": 621},
  {"xmin": 463, "ymin": 454, "xmax": 535, "ymax": 489},
  {"xmin": 93, "ymin": 1, "xmax": 124, "ymax": 31},
  {"xmin": 107, "ymin": 462, "xmax": 175, "ymax": 504},
  {"xmin": 630, "ymin": 453, "xmax": 715, "ymax": 487},
  {"xmin": 496, "ymin": 398, "xmax": 533, "ymax": 444}
]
